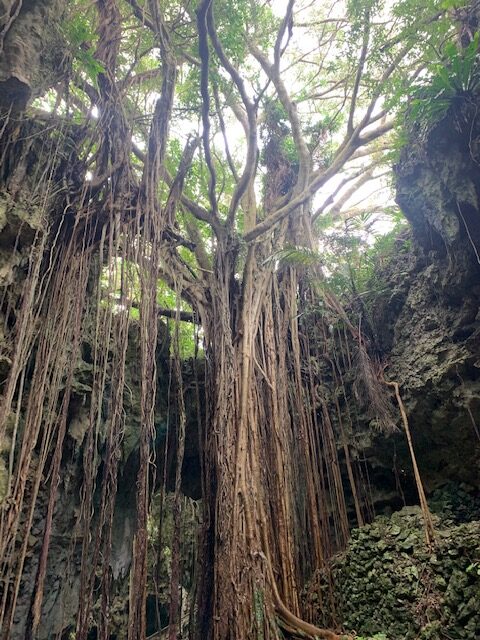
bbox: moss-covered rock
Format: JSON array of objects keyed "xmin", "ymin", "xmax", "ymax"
[{"xmin": 307, "ymin": 507, "xmax": 480, "ymax": 639}]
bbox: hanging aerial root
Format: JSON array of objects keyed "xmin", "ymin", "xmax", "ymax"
[
  {"xmin": 259, "ymin": 518, "xmax": 349, "ymax": 640},
  {"xmin": 383, "ymin": 377, "xmax": 435, "ymax": 547},
  {"xmin": 276, "ymin": 618, "xmax": 348, "ymax": 640},
  {"xmin": 276, "ymin": 614, "xmax": 347, "ymax": 640},
  {"xmin": 274, "ymin": 596, "xmax": 349, "ymax": 640}
]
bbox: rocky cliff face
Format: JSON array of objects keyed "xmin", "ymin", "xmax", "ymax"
[
  {"xmin": 394, "ymin": 105, "xmax": 480, "ymax": 478},
  {"xmin": 308, "ymin": 98, "xmax": 480, "ymax": 639},
  {"xmin": 0, "ymin": 0, "xmax": 64, "ymax": 110},
  {"xmin": 364, "ymin": 100, "xmax": 480, "ymax": 503}
]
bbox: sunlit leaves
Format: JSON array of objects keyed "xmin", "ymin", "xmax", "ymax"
[
  {"xmin": 407, "ymin": 32, "xmax": 480, "ymax": 130},
  {"xmin": 318, "ymin": 208, "xmax": 409, "ymax": 299},
  {"xmin": 63, "ymin": 8, "xmax": 105, "ymax": 87},
  {"xmin": 262, "ymin": 244, "xmax": 321, "ymax": 269},
  {"xmin": 212, "ymin": 0, "xmax": 276, "ymax": 63}
]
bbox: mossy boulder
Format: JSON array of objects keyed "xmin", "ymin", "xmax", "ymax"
[{"xmin": 307, "ymin": 507, "xmax": 480, "ymax": 639}]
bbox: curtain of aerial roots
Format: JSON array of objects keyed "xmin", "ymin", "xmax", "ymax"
[
  {"xmin": 0, "ymin": 108, "xmax": 84, "ymax": 635},
  {"xmin": 0, "ymin": 144, "xmax": 139, "ymax": 638},
  {"xmin": 0, "ymin": 86, "xmax": 166, "ymax": 640},
  {"xmin": 0, "ymin": 170, "xmax": 164, "ymax": 640},
  {"xmin": 198, "ymin": 256, "xmax": 353, "ymax": 640},
  {"xmin": 75, "ymin": 220, "xmax": 134, "ymax": 640}
]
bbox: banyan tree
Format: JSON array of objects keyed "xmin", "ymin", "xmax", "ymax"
[{"xmin": 0, "ymin": 1, "xmax": 475, "ymax": 639}]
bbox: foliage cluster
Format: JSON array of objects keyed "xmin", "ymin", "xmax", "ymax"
[
  {"xmin": 407, "ymin": 32, "xmax": 480, "ymax": 133},
  {"xmin": 33, "ymin": 0, "xmax": 477, "ymax": 320},
  {"xmin": 318, "ymin": 210, "xmax": 410, "ymax": 300}
]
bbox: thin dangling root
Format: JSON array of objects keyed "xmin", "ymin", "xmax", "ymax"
[{"xmin": 383, "ymin": 377, "xmax": 435, "ymax": 547}]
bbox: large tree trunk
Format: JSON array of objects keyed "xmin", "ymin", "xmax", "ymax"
[{"xmin": 198, "ymin": 245, "xmax": 344, "ymax": 640}]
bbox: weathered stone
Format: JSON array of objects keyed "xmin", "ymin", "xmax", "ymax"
[
  {"xmin": 305, "ymin": 508, "xmax": 480, "ymax": 640},
  {"xmin": 0, "ymin": 0, "xmax": 64, "ymax": 111}
]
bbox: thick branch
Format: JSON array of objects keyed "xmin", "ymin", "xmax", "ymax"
[
  {"xmin": 141, "ymin": 16, "xmax": 176, "ymax": 199},
  {"xmin": 196, "ymin": 0, "xmax": 220, "ymax": 219},
  {"xmin": 347, "ymin": 11, "xmax": 370, "ymax": 134},
  {"xmin": 244, "ymin": 133, "xmax": 358, "ymax": 242},
  {"xmin": 312, "ymin": 159, "xmax": 386, "ymax": 222},
  {"xmin": 250, "ymin": 43, "xmax": 310, "ymax": 190},
  {"xmin": 164, "ymin": 135, "xmax": 200, "ymax": 225},
  {"xmin": 207, "ymin": 5, "xmax": 258, "ymax": 228},
  {"xmin": 273, "ymin": 0, "xmax": 294, "ymax": 69},
  {"xmin": 112, "ymin": 297, "xmax": 198, "ymax": 323},
  {"xmin": 125, "ymin": 0, "xmax": 155, "ymax": 31},
  {"xmin": 213, "ymin": 85, "xmax": 239, "ymax": 182}
]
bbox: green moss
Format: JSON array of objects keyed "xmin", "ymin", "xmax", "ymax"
[{"xmin": 306, "ymin": 507, "xmax": 480, "ymax": 639}]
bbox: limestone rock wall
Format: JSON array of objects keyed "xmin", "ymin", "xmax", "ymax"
[
  {"xmin": 343, "ymin": 100, "xmax": 480, "ymax": 515},
  {"xmin": 0, "ymin": 0, "xmax": 64, "ymax": 111}
]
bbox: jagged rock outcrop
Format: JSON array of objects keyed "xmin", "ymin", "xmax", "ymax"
[
  {"xmin": 343, "ymin": 100, "xmax": 480, "ymax": 513},
  {"xmin": 0, "ymin": 0, "xmax": 64, "ymax": 111}
]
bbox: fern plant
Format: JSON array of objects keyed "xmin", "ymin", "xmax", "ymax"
[{"xmin": 408, "ymin": 31, "xmax": 480, "ymax": 127}]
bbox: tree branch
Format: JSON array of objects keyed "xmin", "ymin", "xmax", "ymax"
[
  {"xmin": 196, "ymin": 0, "xmax": 220, "ymax": 220},
  {"xmin": 312, "ymin": 158, "xmax": 386, "ymax": 222},
  {"xmin": 207, "ymin": 4, "xmax": 258, "ymax": 229},
  {"xmin": 250, "ymin": 43, "xmax": 310, "ymax": 190},
  {"xmin": 347, "ymin": 11, "xmax": 370, "ymax": 134},
  {"xmin": 274, "ymin": 0, "xmax": 295, "ymax": 69}
]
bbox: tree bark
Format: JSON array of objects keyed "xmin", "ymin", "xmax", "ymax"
[{"xmin": 197, "ymin": 248, "xmax": 344, "ymax": 640}]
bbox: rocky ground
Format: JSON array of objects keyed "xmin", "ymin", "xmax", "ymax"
[{"xmin": 307, "ymin": 489, "xmax": 480, "ymax": 639}]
